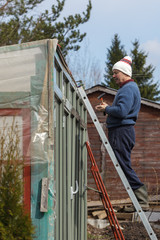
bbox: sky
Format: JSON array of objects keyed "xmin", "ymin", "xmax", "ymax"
[{"xmin": 40, "ymin": 0, "xmax": 160, "ymax": 84}]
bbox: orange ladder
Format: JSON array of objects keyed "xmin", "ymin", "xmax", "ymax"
[{"xmin": 86, "ymin": 141, "xmax": 125, "ymax": 240}]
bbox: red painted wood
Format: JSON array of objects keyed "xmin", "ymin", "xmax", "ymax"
[{"xmin": 0, "ymin": 108, "xmax": 31, "ymax": 213}]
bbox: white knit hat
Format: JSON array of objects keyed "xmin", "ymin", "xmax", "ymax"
[{"xmin": 112, "ymin": 56, "xmax": 132, "ymax": 77}]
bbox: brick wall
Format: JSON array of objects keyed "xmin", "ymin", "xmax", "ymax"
[{"xmin": 87, "ymin": 90, "xmax": 160, "ymax": 201}]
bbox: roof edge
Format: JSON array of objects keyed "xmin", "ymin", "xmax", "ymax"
[{"xmin": 86, "ymin": 85, "xmax": 160, "ymax": 110}]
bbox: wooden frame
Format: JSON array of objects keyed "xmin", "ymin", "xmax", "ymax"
[{"xmin": 0, "ymin": 108, "xmax": 31, "ymax": 212}]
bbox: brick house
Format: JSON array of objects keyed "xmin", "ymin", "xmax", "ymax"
[{"xmin": 86, "ymin": 85, "xmax": 160, "ymax": 201}]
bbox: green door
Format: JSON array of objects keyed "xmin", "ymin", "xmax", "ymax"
[{"xmin": 54, "ymin": 55, "xmax": 87, "ymax": 240}]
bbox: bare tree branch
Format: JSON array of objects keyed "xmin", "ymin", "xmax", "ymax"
[{"xmin": 0, "ymin": 1, "xmax": 9, "ymax": 10}]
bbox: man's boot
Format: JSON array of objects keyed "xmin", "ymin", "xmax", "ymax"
[
  {"xmin": 134, "ymin": 185, "xmax": 149, "ymax": 211},
  {"xmin": 119, "ymin": 185, "xmax": 149, "ymax": 213}
]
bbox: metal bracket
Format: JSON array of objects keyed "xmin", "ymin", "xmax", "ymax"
[
  {"xmin": 40, "ymin": 178, "xmax": 49, "ymax": 212},
  {"xmin": 40, "ymin": 178, "xmax": 55, "ymax": 212},
  {"xmin": 71, "ymin": 180, "xmax": 79, "ymax": 200},
  {"xmin": 84, "ymin": 184, "xmax": 102, "ymax": 194}
]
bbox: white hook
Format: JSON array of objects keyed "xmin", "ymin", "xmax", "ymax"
[{"xmin": 71, "ymin": 180, "xmax": 79, "ymax": 200}]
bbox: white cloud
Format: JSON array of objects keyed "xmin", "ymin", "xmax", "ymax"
[
  {"xmin": 142, "ymin": 40, "xmax": 160, "ymax": 66},
  {"xmin": 141, "ymin": 40, "xmax": 160, "ymax": 81}
]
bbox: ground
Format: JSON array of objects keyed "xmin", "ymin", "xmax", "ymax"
[{"xmin": 87, "ymin": 221, "xmax": 160, "ymax": 240}]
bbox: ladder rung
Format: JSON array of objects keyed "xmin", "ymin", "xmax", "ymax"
[{"xmin": 86, "ymin": 141, "xmax": 125, "ymax": 240}]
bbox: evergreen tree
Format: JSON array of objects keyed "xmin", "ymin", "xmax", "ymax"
[
  {"xmin": 0, "ymin": 0, "xmax": 92, "ymax": 56},
  {"xmin": 131, "ymin": 40, "xmax": 160, "ymax": 101},
  {"xmin": 103, "ymin": 34, "xmax": 126, "ymax": 89},
  {"xmin": 103, "ymin": 35, "xmax": 160, "ymax": 101},
  {"xmin": 0, "ymin": 119, "xmax": 34, "ymax": 240}
]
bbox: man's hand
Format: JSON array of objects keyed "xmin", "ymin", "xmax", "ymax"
[{"xmin": 95, "ymin": 102, "xmax": 108, "ymax": 112}]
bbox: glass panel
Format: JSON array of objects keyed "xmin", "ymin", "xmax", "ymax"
[
  {"xmin": 55, "ymin": 60, "xmax": 61, "ymax": 89},
  {"xmin": 0, "ymin": 116, "xmax": 23, "ymax": 159}
]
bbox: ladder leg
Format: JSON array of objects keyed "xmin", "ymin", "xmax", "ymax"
[{"xmin": 87, "ymin": 141, "xmax": 125, "ymax": 240}]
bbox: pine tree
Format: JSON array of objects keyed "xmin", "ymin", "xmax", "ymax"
[
  {"xmin": 131, "ymin": 40, "xmax": 160, "ymax": 101},
  {"xmin": 0, "ymin": 0, "xmax": 92, "ymax": 56},
  {"xmin": 103, "ymin": 35, "xmax": 160, "ymax": 101},
  {"xmin": 103, "ymin": 34, "xmax": 126, "ymax": 89},
  {"xmin": 0, "ymin": 119, "xmax": 34, "ymax": 240}
]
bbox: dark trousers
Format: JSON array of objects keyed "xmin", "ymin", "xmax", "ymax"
[{"xmin": 108, "ymin": 125, "xmax": 143, "ymax": 190}]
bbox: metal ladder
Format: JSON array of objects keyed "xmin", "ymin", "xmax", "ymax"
[
  {"xmin": 86, "ymin": 141, "xmax": 125, "ymax": 240},
  {"xmin": 78, "ymin": 86, "xmax": 157, "ymax": 240}
]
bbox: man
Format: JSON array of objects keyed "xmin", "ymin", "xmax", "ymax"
[{"xmin": 95, "ymin": 56, "xmax": 149, "ymax": 212}]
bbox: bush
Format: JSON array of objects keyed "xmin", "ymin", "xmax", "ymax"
[{"xmin": 0, "ymin": 118, "xmax": 34, "ymax": 240}]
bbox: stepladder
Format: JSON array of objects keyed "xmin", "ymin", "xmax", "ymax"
[
  {"xmin": 78, "ymin": 86, "xmax": 158, "ymax": 240},
  {"xmin": 86, "ymin": 141, "xmax": 125, "ymax": 240}
]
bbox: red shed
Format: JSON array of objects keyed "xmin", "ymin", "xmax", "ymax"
[{"xmin": 86, "ymin": 85, "xmax": 160, "ymax": 201}]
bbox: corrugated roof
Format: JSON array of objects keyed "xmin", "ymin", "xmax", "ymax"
[{"xmin": 86, "ymin": 84, "xmax": 160, "ymax": 110}]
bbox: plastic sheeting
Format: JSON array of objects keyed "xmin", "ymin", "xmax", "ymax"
[
  {"xmin": 0, "ymin": 39, "xmax": 87, "ymax": 240},
  {"xmin": 0, "ymin": 40, "xmax": 58, "ymax": 165},
  {"xmin": 0, "ymin": 39, "xmax": 58, "ymax": 240}
]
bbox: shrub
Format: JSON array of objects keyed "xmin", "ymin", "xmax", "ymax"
[{"xmin": 0, "ymin": 118, "xmax": 34, "ymax": 240}]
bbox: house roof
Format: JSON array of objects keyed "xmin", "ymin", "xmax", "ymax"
[{"xmin": 86, "ymin": 84, "xmax": 160, "ymax": 110}]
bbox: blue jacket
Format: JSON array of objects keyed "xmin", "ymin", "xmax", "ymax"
[{"xmin": 105, "ymin": 81, "xmax": 141, "ymax": 128}]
